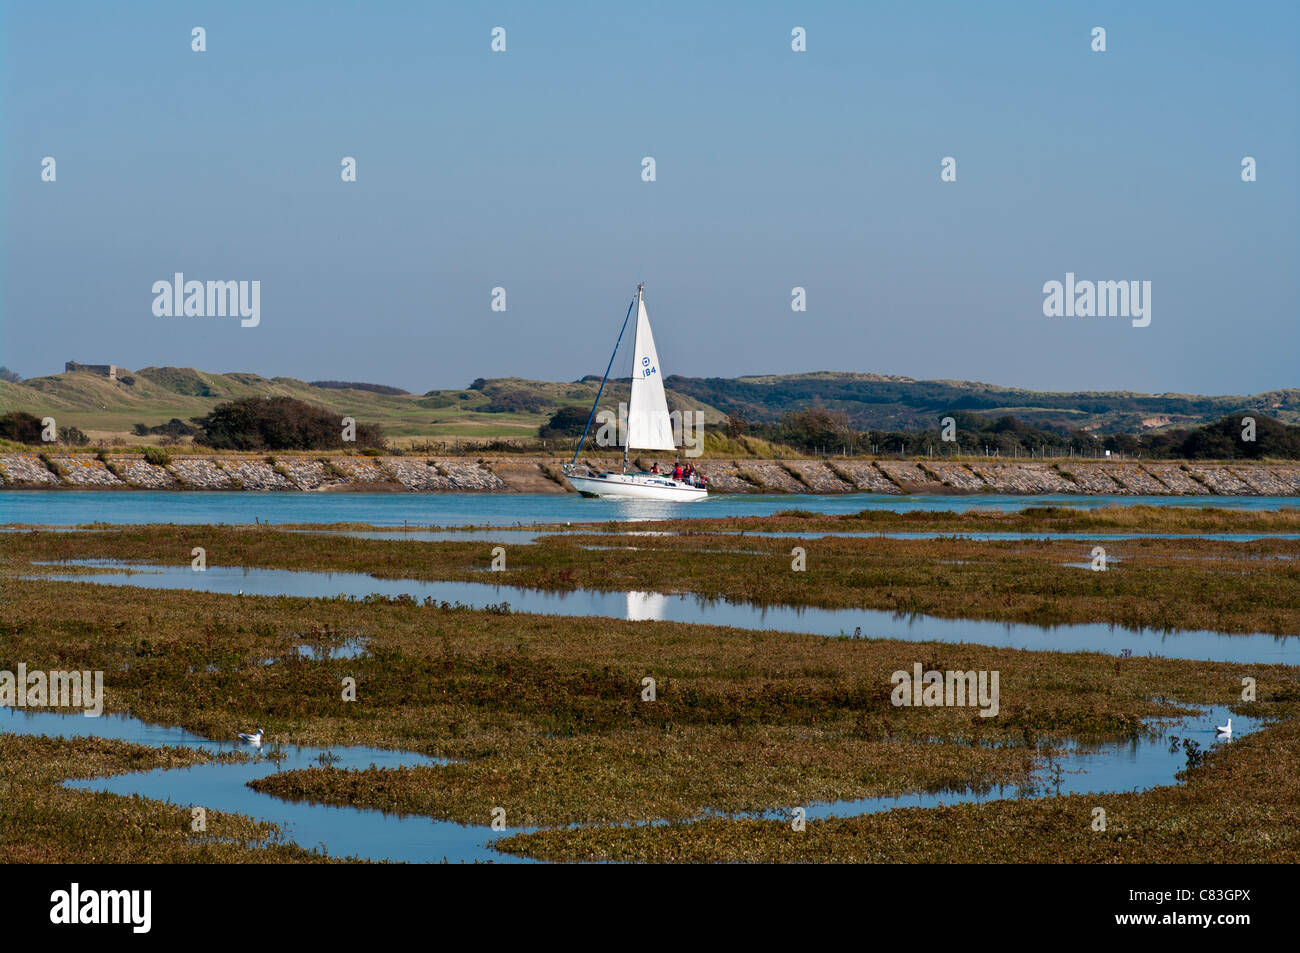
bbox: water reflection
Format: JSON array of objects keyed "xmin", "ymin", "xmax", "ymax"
[
  {"xmin": 27, "ymin": 560, "xmax": 1297, "ymax": 664},
  {"xmin": 0, "ymin": 707, "xmax": 532, "ymax": 864}
]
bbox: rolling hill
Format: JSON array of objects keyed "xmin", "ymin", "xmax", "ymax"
[
  {"xmin": 665, "ymin": 372, "xmax": 1300, "ymax": 434},
  {"xmin": 2, "ymin": 366, "xmax": 1296, "ymax": 445},
  {"xmin": 0, "ymin": 367, "xmax": 722, "ymax": 445}
]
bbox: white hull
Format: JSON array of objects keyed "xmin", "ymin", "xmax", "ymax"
[{"xmin": 566, "ymin": 472, "xmax": 707, "ymax": 502}]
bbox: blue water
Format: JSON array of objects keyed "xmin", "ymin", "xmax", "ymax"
[
  {"xmin": 27, "ymin": 561, "xmax": 1297, "ymax": 664},
  {"xmin": 13, "ymin": 525, "xmax": 1296, "ymax": 546},
  {"xmin": 0, "ymin": 704, "xmax": 1253, "ymax": 863},
  {"xmin": 3, "ymin": 490, "xmax": 1297, "ymax": 527},
  {"xmin": 774, "ymin": 704, "xmax": 1255, "ymax": 820},
  {"xmin": 0, "ymin": 707, "xmax": 536, "ymax": 863}
]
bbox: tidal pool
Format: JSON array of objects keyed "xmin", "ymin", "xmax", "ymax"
[
  {"xmin": 25, "ymin": 560, "xmax": 1298, "ymax": 664},
  {"xmin": 760, "ymin": 703, "xmax": 1254, "ymax": 820},
  {"xmin": 0, "ymin": 707, "xmax": 535, "ymax": 864},
  {"xmin": 0, "ymin": 704, "xmax": 1255, "ymax": 863}
]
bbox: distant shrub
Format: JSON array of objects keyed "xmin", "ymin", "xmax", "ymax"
[
  {"xmin": 469, "ymin": 378, "xmax": 487, "ymax": 391},
  {"xmin": 137, "ymin": 367, "xmax": 215, "ymax": 397},
  {"xmin": 1173, "ymin": 415, "xmax": 1300, "ymax": 460},
  {"xmin": 58, "ymin": 426, "xmax": 90, "ymax": 446},
  {"xmin": 0, "ymin": 366, "xmax": 22, "ymax": 383},
  {"xmin": 143, "ymin": 447, "xmax": 171, "ymax": 467},
  {"xmin": 774, "ymin": 408, "xmax": 854, "ymax": 452},
  {"xmin": 538, "ymin": 405, "xmax": 591, "ymax": 440},
  {"xmin": 133, "ymin": 418, "xmax": 197, "ymax": 438},
  {"xmin": 310, "ymin": 380, "xmax": 409, "ymax": 396},
  {"xmin": 484, "ymin": 389, "xmax": 548, "ymax": 414},
  {"xmin": 191, "ymin": 396, "xmax": 385, "ymax": 451},
  {"xmin": 0, "ymin": 411, "xmax": 44, "ymax": 443}
]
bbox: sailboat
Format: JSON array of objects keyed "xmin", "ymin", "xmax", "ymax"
[{"xmin": 562, "ymin": 284, "xmax": 707, "ymax": 502}]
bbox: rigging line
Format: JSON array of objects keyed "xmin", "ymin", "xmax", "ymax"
[{"xmin": 570, "ymin": 294, "xmax": 637, "ymax": 466}]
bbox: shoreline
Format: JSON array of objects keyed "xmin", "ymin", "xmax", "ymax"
[{"xmin": 2, "ymin": 451, "xmax": 1298, "ymax": 496}]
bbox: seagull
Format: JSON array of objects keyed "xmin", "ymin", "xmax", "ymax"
[
  {"xmin": 238, "ymin": 728, "xmax": 265, "ymax": 746},
  {"xmin": 1216, "ymin": 719, "xmax": 1232, "ymax": 738}
]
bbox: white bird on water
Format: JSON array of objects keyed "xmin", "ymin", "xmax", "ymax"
[
  {"xmin": 1216, "ymin": 718, "xmax": 1232, "ymax": 738},
  {"xmin": 238, "ymin": 728, "xmax": 265, "ymax": 746}
]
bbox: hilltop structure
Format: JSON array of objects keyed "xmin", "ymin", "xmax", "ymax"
[{"xmin": 65, "ymin": 361, "xmax": 117, "ymax": 380}]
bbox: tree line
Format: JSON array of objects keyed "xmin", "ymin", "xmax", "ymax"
[
  {"xmin": 726, "ymin": 408, "xmax": 1300, "ymax": 459},
  {"xmin": 1, "ymin": 397, "xmax": 385, "ymax": 451}
]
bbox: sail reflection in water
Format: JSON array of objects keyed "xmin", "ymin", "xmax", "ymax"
[{"xmin": 626, "ymin": 590, "xmax": 669, "ymax": 621}]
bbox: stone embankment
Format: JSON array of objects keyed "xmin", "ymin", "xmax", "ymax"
[
  {"xmin": 0, "ymin": 453, "xmax": 508, "ymax": 493},
  {"xmin": 2, "ymin": 452, "xmax": 1299, "ymax": 496}
]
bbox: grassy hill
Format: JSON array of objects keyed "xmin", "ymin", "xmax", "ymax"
[
  {"xmin": 2, "ymin": 366, "xmax": 1295, "ymax": 446},
  {"xmin": 0, "ymin": 367, "xmax": 722, "ymax": 446},
  {"xmin": 666, "ymin": 371, "xmax": 1300, "ymax": 434}
]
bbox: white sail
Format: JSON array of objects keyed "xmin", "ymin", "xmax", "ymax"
[{"xmin": 625, "ymin": 293, "xmax": 676, "ymax": 450}]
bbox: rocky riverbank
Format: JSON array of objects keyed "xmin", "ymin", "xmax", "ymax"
[{"xmin": 3, "ymin": 451, "xmax": 1300, "ymax": 496}]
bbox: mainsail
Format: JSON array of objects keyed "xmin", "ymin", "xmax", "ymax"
[{"xmin": 625, "ymin": 292, "xmax": 676, "ymax": 450}]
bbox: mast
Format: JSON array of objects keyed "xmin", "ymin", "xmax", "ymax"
[{"xmin": 623, "ymin": 283, "xmax": 644, "ymax": 472}]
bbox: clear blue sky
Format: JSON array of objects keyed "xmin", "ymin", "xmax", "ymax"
[{"xmin": 3, "ymin": 0, "xmax": 1296, "ymax": 396}]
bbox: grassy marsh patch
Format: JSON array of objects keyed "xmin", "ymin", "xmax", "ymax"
[
  {"xmin": 4, "ymin": 517, "xmax": 1297, "ymax": 862},
  {"xmin": 3, "ymin": 572, "xmax": 1294, "ymax": 855},
  {"xmin": 496, "ymin": 708, "xmax": 1300, "ymax": 863},
  {"xmin": 5, "ymin": 523, "xmax": 1297, "ymax": 634},
  {"xmin": 0, "ymin": 734, "xmax": 328, "ymax": 863}
]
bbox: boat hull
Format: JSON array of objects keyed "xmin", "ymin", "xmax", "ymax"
[{"xmin": 566, "ymin": 472, "xmax": 707, "ymax": 502}]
